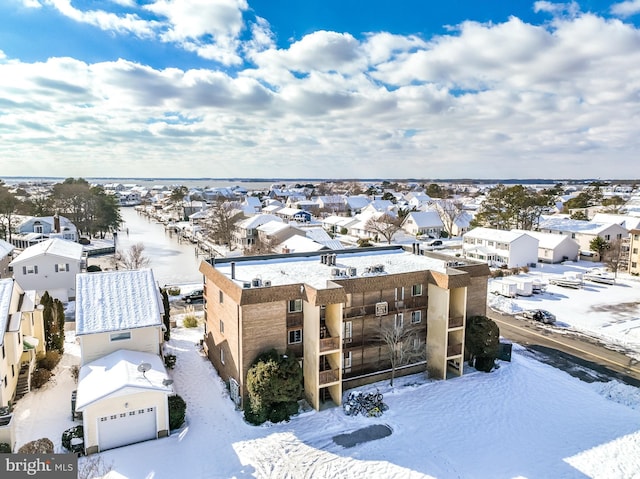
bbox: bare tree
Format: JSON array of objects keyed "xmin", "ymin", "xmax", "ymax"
[
  {"xmin": 77, "ymin": 455, "xmax": 113, "ymax": 479},
  {"xmin": 365, "ymin": 213, "xmax": 402, "ymax": 244},
  {"xmin": 378, "ymin": 320, "xmax": 425, "ymax": 386},
  {"xmin": 112, "ymin": 243, "xmax": 151, "ymax": 270},
  {"xmin": 203, "ymin": 200, "xmax": 243, "ymax": 250},
  {"xmin": 602, "ymin": 238, "xmax": 626, "ymax": 278},
  {"xmin": 434, "ymin": 199, "xmax": 464, "ymax": 237}
]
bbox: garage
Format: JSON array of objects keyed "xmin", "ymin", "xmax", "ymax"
[{"xmin": 98, "ymin": 407, "xmax": 157, "ymax": 451}]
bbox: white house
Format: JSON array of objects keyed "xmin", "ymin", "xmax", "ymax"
[
  {"xmin": 463, "ymin": 227, "xmax": 539, "ymax": 268},
  {"xmin": 233, "ymin": 214, "xmax": 282, "ymax": 249},
  {"xmin": 9, "ymin": 238, "xmax": 85, "ymax": 302},
  {"xmin": 0, "ymin": 239, "xmax": 13, "ymax": 279},
  {"xmin": 74, "ymin": 269, "xmax": 173, "ymax": 454},
  {"xmin": 0, "ymin": 279, "xmax": 46, "ymax": 450},
  {"xmin": 512, "ymin": 229, "xmax": 580, "ymax": 264},
  {"xmin": 12, "ymin": 215, "xmax": 78, "ymax": 249},
  {"xmin": 537, "ymin": 218, "xmax": 628, "ymax": 260},
  {"xmin": 401, "ymin": 211, "xmax": 444, "ymax": 238}
]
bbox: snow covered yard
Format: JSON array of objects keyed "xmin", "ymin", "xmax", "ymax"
[{"xmin": 12, "ymin": 319, "xmax": 640, "ymax": 478}]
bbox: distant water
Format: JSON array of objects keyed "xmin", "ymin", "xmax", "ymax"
[
  {"xmin": 1, "ymin": 176, "xmax": 309, "ymax": 191},
  {"xmin": 114, "ymin": 207, "xmax": 205, "ymax": 286}
]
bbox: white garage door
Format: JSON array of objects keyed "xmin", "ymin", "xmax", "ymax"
[{"xmin": 98, "ymin": 407, "xmax": 157, "ymax": 451}]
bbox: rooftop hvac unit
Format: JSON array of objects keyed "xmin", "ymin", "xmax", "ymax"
[
  {"xmin": 242, "ymin": 282, "xmax": 251, "ymax": 289},
  {"xmin": 263, "ymin": 280, "xmax": 272, "ymax": 287},
  {"xmin": 348, "ymin": 267, "xmax": 357, "ymax": 277},
  {"xmin": 331, "ymin": 268, "xmax": 340, "ymax": 277},
  {"xmin": 251, "ymin": 278, "xmax": 262, "ymax": 287}
]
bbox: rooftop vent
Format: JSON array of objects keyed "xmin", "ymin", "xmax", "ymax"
[{"xmin": 251, "ymin": 278, "xmax": 262, "ymax": 288}]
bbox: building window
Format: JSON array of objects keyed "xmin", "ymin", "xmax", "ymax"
[
  {"xmin": 219, "ymin": 319, "xmax": 224, "ymax": 334},
  {"xmin": 633, "ymin": 248, "xmax": 638, "ymax": 254},
  {"xmin": 395, "ymin": 313, "xmax": 404, "ymax": 329},
  {"xmin": 11, "ymin": 364, "xmax": 15, "ymax": 377},
  {"xmin": 220, "ymin": 349, "xmax": 225, "ymax": 365},
  {"xmin": 343, "ymin": 351, "xmax": 352, "ymax": 373},
  {"xmin": 55, "ymin": 263, "xmax": 70, "ymax": 273},
  {"xmin": 110, "ymin": 331, "xmax": 131, "ymax": 342},
  {"xmin": 288, "ymin": 329, "xmax": 302, "ymax": 344},
  {"xmin": 411, "ymin": 310, "xmax": 422, "ymax": 324},
  {"xmin": 1, "ymin": 345, "xmax": 4, "ymax": 359},
  {"xmin": 219, "ymin": 290, "xmax": 223, "ymax": 303},
  {"xmin": 3, "ymin": 376, "xmax": 7, "ymax": 388},
  {"xmin": 411, "ymin": 284, "xmax": 423, "ymax": 296},
  {"xmin": 343, "ymin": 321, "xmax": 352, "ymax": 342},
  {"xmin": 632, "ymin": 262, "xmax": 637, "ymax": 268},
  {"xmin": 288, "ymin": 299, "xmax": 303, "ymax": 313},
  {"xmin": 22, "ymin": 265, "xmax": 38, "ymax": 275}
]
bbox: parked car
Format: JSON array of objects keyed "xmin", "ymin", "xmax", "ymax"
[
  {"xmin": 426, "ymin": 239, "xmax": 443, "ymax": 247},
  {"xmin": 182, "ymin": 289, "xmax": 203, "ymax": 303},
  {"xmin": 522, "ymin": 309, "xmax": 556, "ymax": 324}
]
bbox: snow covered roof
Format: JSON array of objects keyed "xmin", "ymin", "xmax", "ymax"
[
  {"xmin": 464, "ymin": 227, "xmax": 534, "ymax": 243},
  {"xmin": 9, "ymin": 238, "xmax": 84, "ymax": 265},
  {"xmin": 512, "ymin": 229, "xmax": 577, "ymax": 249},
  {"xmin": 257, "ymin": 221, "xmax": 291, "ymax": 235},
  {"xmin": 237, "ymin": 214, "xmax": 282, "ymax": 229},
  {"xmin": 279, "ymin": 235, "xmax": 327, "ymax": 253},
  {"xmin": 344, "ymin": 196, "xmax": 370, "ymax": 209},
  {"xmin": 213, "ymin": 248, "xmax": 449, "ymax": 290},
  {"xmin": 277, "ymin": 207, "xmax": 309, "ymax": 216},
  {"xmin": 75, "ymin": 269, "xmax": 162, "ymax": 335},
  {"xmin": 0, "ymin": 238, "xmax": 13, "ymax": 257},
  {"xmin": 590, "ymin": 213, "xmax": 640, "ymax": 231},
  {"xmin": 0, "ymin": 278, "xmax": 14, "ymax": 346},
  {"xmin": 75, "ymin": 349, "xmax": 173, "ymax": 411},
  {"xmin": 539, "ymin": 218, "xmax": 625, "ymax": 234},
  {"xmin": 404, "ymin": 211, "xmax": 444, "ymax": 228}
]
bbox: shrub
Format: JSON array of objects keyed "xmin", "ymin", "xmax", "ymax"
[
  {"xmin": 168, "ymin": 394, "xmax": 186, "ymax": 430},
  {"xmin": 340, "ymin": 227, "xmax": 348, "ymax": 235},
  {"xmin": 86, "ymin": 264, "xmax": 102, "ymax": 272},
  {"xmin": 18, "ymin": 438, "xmax": 54, "ymax": 454},
  {"xmin": 70, "ymin": 365, "xmax": 80, "ymax": 382},
  {"xmin": 182, "ymin": 315, "xmax": 198, "ymax": 328},
  {"xmin": 474, "ymin": 356, "xmax": 496, "ymax": 373},
  {"xmin": 167, "ymin": 287, "xmax": 181, "ymax": 296},
  {"xmin": 31, "ymin": 369, "xmax": 52, "ymax": 389},
  {"xmin": 37, "ymin": 350, "xmax": 61, "ymax": 371},
  {"xmin": 0, "ymin": 443, "xmax": 11, "ymax": 453},
  {"xmin": 61, "ymin": 425, "xmax": 84, "ymax": 451}
]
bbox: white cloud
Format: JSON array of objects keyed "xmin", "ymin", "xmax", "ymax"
[
  {"xmin": 611, "ymin": 0, "xmax": 640, "ymax": 17},
  {"xmin": 2, "ymin": 12, "xmax": 640, "ymax": 179},
  {"xmin": 46, "ymin": 0, "xmax": 158, "ymax": 37},
  {"xmin": 534, "ymin": 1, "xmax": 581, "ymax": 17},
  {"xmin": 19, "ymin": 0, "xmax": 42, "ymax": 7}
]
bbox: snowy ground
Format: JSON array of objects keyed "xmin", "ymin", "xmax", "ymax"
[
  {"xmin": 13, "ymin": 312, "xmax": 640, "ymax": 479},
  {"xmin": 488, "ymin": 261, "xmax": 640, "ymax": 359}
]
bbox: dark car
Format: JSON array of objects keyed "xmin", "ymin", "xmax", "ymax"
[
  {"xmin": 182, "ymin": 289, "xmax": 203, "ymax": 303},
  {"xmin": 522, "ymin": 309, "xmax": 556, "ymax": 324}
]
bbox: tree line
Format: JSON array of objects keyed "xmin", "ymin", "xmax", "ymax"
[{"xmin": 0, "ymin": 178, "xmax": 122, "ymax": 241}]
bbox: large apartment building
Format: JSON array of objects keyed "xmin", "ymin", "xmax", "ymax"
[{"xmin": 199, "ymin": 246, "xmax": 490, "ymax": 411}]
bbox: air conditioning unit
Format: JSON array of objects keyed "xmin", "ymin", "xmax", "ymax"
[
  {"xmin": 331, "ymin": 268, "xmax": 340, "ymax": 277},
  {"xmin": 263, "ymin": 280, "xmax": 272, "ymax": 287},
  {"xmin": 242, "ymin": 282, "xmax": 251, "ymax": 289},
  {"xmin": 251, "ymin": 278, "xmax": 262, "ymax": 287},
  {"xmin": 348, "ymin": 267, "xmax": 357, "ymax": 277}
]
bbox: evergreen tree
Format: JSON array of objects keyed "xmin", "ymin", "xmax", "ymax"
[{"xmin": 465, "ymin": 315, "xmax": 500, "ymax": 372}]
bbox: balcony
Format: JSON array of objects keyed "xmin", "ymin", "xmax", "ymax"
[
  {"xmin": 320, "ymin": 336, "xmax": 340, "ymax": 353},
  {"xmin": 448, "ymin": 316, "xmax": 464, "ymax": 329},
  {"xmin": 447, "ymin": 343, "xmax": 462, "ymax": 358},
  {"xmin": 319, "ymin": 368, "xmax": 340, "ymax": 385}
]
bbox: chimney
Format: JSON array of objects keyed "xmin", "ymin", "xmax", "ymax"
[
  {"xmin": 54, "ymin": 213, "xmax": 61, "ymax": 233},
  {"xmin": 231, "ymin": 262, "xmax": 236, "ymax": 280}
]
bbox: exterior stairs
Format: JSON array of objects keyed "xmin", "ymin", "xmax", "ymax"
[{"xmin": 14, "ymin": 364, "xmax": 31, "ymax": 401}]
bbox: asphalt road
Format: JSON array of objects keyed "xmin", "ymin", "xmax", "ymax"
[{"xmin": 487, "ymin": 309, "xmax": 640, "ymax": 387}]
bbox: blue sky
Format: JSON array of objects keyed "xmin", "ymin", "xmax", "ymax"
[{"xmin": 1, "ymin": 1, "xmax": 640, "ymax": 179}]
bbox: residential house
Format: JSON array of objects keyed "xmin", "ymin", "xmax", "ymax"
[
  {"xmin": 199, "ymin": 247, "xmax": 490, "ymax": 411},
  {"xmin": 241, "ymin": 196, "xmax": 263, "ymax": 215},
  {"xmin": 12, "ymin": 215, "xmax": 78, "ymax": 249},
  {"xmin": 537, "ymin": 218, "xmax": 628, "ymax": 261},
  {"xmin": 232, "ymin": 214, "xmax": 282, "ymax": 249},
  {"xmin": 315, "ymin": 195, "xmax": 346, "ymax": 214},
  {"xmin": 74, "ymin": 269, "xmax": 173, "ymax": 454},
  {"xmin": 0, "ymin": 279, "xmax": 46, "ymax": 451},
  {"xmin": 401, "ymin": 211, "xmax": 445, "ymax": 238},
  {"xmin": 274, "ymin": 207, "xmax": 312, "ymax": 223},
  {"xmin": 9, "ymin": 238, "xmax": 86, "ymax": 302},
  {"xmin": 321, "ymin": 216, "xmax": 358, "ymax": 235},
  {"xmin": 276, "ymin": 235, "xmax": 330, "ymax": 254},
  {"xmin": 0, "ymin": 240, "xmax": 13, "ymax": 279},
  {"xmin": 405, "ymin": 192, "xmax": 432, "ymax": 210},
  {"xmin": 463, "ymin": 227, "xmax": 539, "ymax": 268},
  {"xmin": 343, "ymin": 196, "xmax": 370, "ymax": 215},
  {"xmin": 257, "ymin": 221, "xmax": 302, "ymax": 251},
  {"xmin": 629, "ymin": 229, "xmax": 640, "ymax": 275},
  {"xmin": 512, "ymin": 230, "xmax": 579, "ymax": 264}
]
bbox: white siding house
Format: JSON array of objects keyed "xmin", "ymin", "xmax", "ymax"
[
  {"xmin": 463, "ymin": 227, "xmax": 539, "ymax": 268},
  {"xmin": 401, "ymin": 211, "xmax": 444, "ymax": 237},
  {"xmin": 0, "ymin": 240, "xmax": 13, "ymax": 279},
  {"xmin": 74, "ymin": 269, "xmax": 173, "ymax": 455},
  {"xmin": 12, "ymin": 215, "xmax": 78, "ymax": 249},
  {"xmin": 512, "ymin": 230, "xmax": 579, "ymax": 264},
  {"xmin": 9, "ymin": 238, "xmax": 85, "ymax": 302}
]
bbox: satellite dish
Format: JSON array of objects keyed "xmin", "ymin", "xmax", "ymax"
[
  {"xmin": 162, "ymin": 378, "xmax": 174, "ymax": 387},
  {"xmin": 137, "ymin": 363, "xmax": 152, "ymax": 377}
]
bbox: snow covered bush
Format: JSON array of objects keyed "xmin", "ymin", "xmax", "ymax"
[{"xmin": 168, "ymin": 394, "xmax": 186, "ymax": 430}]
